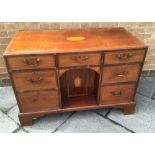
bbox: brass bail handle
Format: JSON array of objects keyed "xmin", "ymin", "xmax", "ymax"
[
  {"xmin": 117, "ymin": 53, "xmax": 133, "ymax": 60},
  {"xmin": 72, "ymin": 55, "xmax": 89, "ymax": 63},
  {"xmin": 27, "ymin": 72, "xmax": 43, "ymax": 83},
  {"xmin": 111, "ymin": 90, "xmax": 122, "ymax": 96},
  {"xmin": 23, "ymin": 58, "xmax": 40, "ymax": 66},
  {"xmin": 27, "ymin": 76, "xmax": 43, "ymax": 83},
  {"xmin": 115, "ymin": 70, "xmax": 128, "ymax": 77}
]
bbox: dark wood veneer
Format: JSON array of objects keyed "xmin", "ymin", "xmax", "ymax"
[{"xmin": 3, "ymin": 28, "xmax": 147, "ymax": 126}]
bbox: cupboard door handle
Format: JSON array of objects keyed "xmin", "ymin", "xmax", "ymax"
[
  {"xmin": 27, "ymin": 76, "xmax": 43, "ymax": 83},
  {"xmin": 71, "ymin": 55, "xmax": 89, "ymax": 63},
  {"xmin": 23, "ymin": 58, "xmax": 40, "ymax": 66},
  {"xmin": 111, "ymin": 90, "xmax": 122, "ymax": 96},
  {"xmin": 117, "ymin": 53, "xmax": 133, "ymax": 60}
]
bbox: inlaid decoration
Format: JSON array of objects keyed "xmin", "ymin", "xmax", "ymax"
[
  {"xmin": 74, "ymin": 76, "xmax": 81, "ymax": 87},
  {"xmin": 66, "ymin": 36, "xmax": 86, "ymax": 41}
]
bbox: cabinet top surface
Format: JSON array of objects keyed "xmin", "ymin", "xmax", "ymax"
[{"xmin": 4, "ymin": 28, "xmax": 146, "ymax": 55}]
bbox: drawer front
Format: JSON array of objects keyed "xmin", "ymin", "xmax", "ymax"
[
  {"xmin": 18, "ymin": 90, "xmax": 59, "ymax": 112},
  {"xmin": 12, "ymin": 70, "xmax": 57, "ymax": 91},
  {"xmin": 7, "ymin": 55, "xmax": 55, "ymax": 70},
  {"xmin": 102, "ymin": 64, "xmax": 141, "ymax": 84},
  {"xmin": 104, "ymin": 50, "xmax": 145, "ymax": 65},
  {"xmin": 100, "ymin": 84, "xmax": 136, "ymax": 105},
  {"xmin": 59, "ymin": 53, "xmax": 101, "ymax": 67}
]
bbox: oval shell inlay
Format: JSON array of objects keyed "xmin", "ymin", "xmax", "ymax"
[
  {"xmin": 66, "ymin": 36, "xmax": 86, "ymax": 41},
  {"xmin": 74, "ymin": 76, "xmax": 81, "ymax": 87}
]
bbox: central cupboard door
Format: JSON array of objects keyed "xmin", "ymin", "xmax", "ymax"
[
  {"xmin": 60, "ymin": 68, "xmax": 99, "ymax": 102},
  {"xmin": 66, "ymin": 69, "xmax": 88, "ymax": 97}
]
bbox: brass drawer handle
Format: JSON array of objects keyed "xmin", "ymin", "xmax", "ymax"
[
  {"xmin": 27, "ymin": 76, "xmax": 43, "ymax": 83},
  {"xmin": 115, "ymin": 70, "xmax": 128, "ymax": 77},
  {"xmin": 111, "ymin": 90, "xmax": 122, "ymax": 97},
  {"xmin": 23, "ymin": 58, "xmax": 40, "ymax": 66},
  {"xmin": 117, "ymin": 53, "xmax": 133, "ymax": 60},
  {"xmin": 71, "ymin": 55, "xmax": 89, "ymax": 64},
  {"xmin": 32, "ymin": 98, "xmax": 37, "ymax": 102}
]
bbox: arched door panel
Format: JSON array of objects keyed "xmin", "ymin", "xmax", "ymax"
[{"xmin": 60, "ymin": 68, "xmax": 99, "ymax": 104}]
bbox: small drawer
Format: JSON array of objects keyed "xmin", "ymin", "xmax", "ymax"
[
  {"xmin": 100, "ymin": 84, "xmax": 136, "ymax": 105},
  {"xmin": 12, "ymin": 70, "xmax": 57, "ymax": 92},
  {"xmin": 104, "ymin": 50, "xmax": 145, "ymax": 65},
  {"xmin": 7, "ymin": 55, "xmax": 55, "ymax": 70},
  {"xmin": 102, "ymin": 64, "xmax": 141, "ymax": 84},
  {"xmin": 18, "ymin": 90, "xmax": 59, "ymax": 112},
  {"xmin": 59, "ymin": 53, "xmax": 101, "ymax": 67}
]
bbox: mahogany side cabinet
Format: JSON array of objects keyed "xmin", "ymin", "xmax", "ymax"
[{"xmin": 3, "ymin": 28, "xmax": 148, "ymax": 126}]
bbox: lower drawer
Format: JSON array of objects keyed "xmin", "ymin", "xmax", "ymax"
[
  {"xmin": 17, "ymin": 90, "xmax": 59, "ymax": 112},
  {"xmin": 100, "ymin": 84, "xmax": 136, "ymax": 105}
]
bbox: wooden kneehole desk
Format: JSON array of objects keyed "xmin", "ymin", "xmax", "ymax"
[{"xmin": 3, "ymin": 28, "xmax": 148, "ymax": 126}]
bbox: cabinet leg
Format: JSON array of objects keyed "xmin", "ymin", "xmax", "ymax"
[
  {"xmin": 123, "ymin": 104, "xmax": 135, "ymax": 115},
  {"xmin": 19, "ymin": 115, "xmax": 33, "ymax": 126}
]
